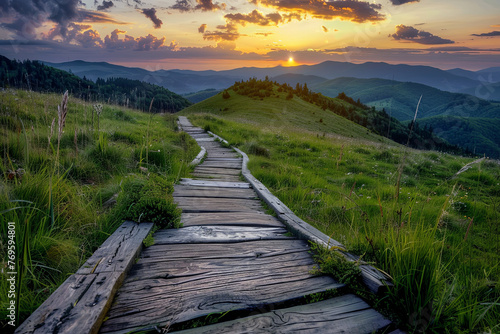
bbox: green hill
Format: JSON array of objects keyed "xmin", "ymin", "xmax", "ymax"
[
  {"xmin": 183, "ymin": 89, "xmax": 221, "ymax": 103},
  {"xmin": 182, "ymin": 78, "xmax": 464, "ymax": 155},
  {"xmin": 0, "ymin": 55, "xmax": 191, "ymax": 112},
  {"xmin": 312, "ymin": 77, "xmax": 500, "ymax": 121},
  {"xmin": 181, "ymin": 86, "xmax": 391, "ymax": 144},
  {"xmin": 418, "ymin": 116, "xmax": 500, "ymax": 158}
]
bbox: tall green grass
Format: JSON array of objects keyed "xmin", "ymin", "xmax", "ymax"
[
  {"xmin": 0, "ymin": 89, "xmax": 199, "ymax": 328},
  {"xmin": 186, "ymin": 113, "xmax": 500, "ymax": 333}
]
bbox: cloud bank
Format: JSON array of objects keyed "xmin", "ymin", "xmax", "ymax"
[{"xmin": 390, "ymin": 25, "xmax": 455, "ymax": 44}]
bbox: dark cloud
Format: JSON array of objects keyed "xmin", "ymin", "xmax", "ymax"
[
  {"xmin": 141, "ymin": 8, "xmax": 163, "ymax": 29},
  {"xmin": 198, "ymin": 24, "xmax": 207, "ymax": 33},
  {"xmin": 253, "ymin": 0, "xmax": 384, "ymax": 23},
  {"xmin": 195, "ymin": 0, "xmax": 224, "ymax": 11},
  {"xmin": 43, "ymin": 22, "xmax": 102, "ymax": 48},
  {"xmin": 78, "ymin": 10, "xmax": 129, "ymax": 24},
  {"xmin": 0, "ymin": 0, "xmax": 81, "ymax": 38},
  {"xmin": 322, "ymin": 26, "xmax": 328, "ymax": 32},
  {"xmin": 223, "ymin": 10, "xmax": 302, "ymax": 29},
  {"xmin": 225, "ymin": 10, "xmax": 281, "ymax": 26},
  {"xmin": 390, "ymin": 25, "xmax": 455, "ymax": 44},
  {"xmin": 389, "ymin": 0, "xmax": 419, "ymax": 5},
  {"xmin": 170, "ymin": 0, "xmax": 224, "ymax": 12},
  {"xmin": 97, "ymin": 1, "xmax": 114, "ymax": 11},
  {"xmin": 471, "ymin": 31, "xmax": 500, "ymax": 37},
  {"xmin": 104, "ymin": 29, "xmax": 165, "ymax": 50},
  {"xmin": 203, "ymin": 31, "xmax": 240, "ymax": 41},
  {"xmin": 203, "ymin": 23, "xmax": 239, "ymax": 42},
  {"xmin": 171, "ymin": 0, "xmax": 191, "ymax": 12},
  {"xmin": 255, "ymin": 32, "xmax": 273, "ymax": 36}
]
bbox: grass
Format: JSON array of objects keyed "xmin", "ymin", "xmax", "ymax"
[
  {"xmin": 0, "ymin": 89, "xmax": 199, "ymax": 329},
  {"xmin": 183, "ymin": 108, "xmax": 500, "ymax": 333}
]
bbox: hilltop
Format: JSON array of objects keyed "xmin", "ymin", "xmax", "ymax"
[{"xmin": 182, "ymin": 78, "xmax": 465, "ymax": 155}]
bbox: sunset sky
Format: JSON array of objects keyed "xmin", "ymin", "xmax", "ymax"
[{"xmin": 0, "ymin": 0, "xmax": 499, "ymax": 70}]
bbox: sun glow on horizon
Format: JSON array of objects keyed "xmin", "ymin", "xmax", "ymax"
[{"xmin": 284, "ymin": 56, "xmax": 299, "ymax": 67}]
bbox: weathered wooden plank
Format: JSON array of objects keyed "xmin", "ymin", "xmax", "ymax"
[
  {"xmin": 136, "ymin": 242, "xmax": 313, "ymax": 268},
  {"xmin": 15, "ymin": 274, "xmax": 97, "ymax": 334},
  {"xmin": 198, "ymin": 162, "xmax": 242, "ymax": 169},
  {"xmin": 77, "ymin": 221, "xmax": 154, "ymax": 275},
  {"xmin": 177, "ymin": 205, "xmax": 262, "ymax": 213},
  {"xmin": 138, "ymin": 239, "xmax": 311, "ymax": 262},
  {"xmin": 173, "ymin": 186, "xmax": 257, "ymax": 199},
  {"xmin": 180, "ymin": 179, "xmax": 250, "ymax": 188},
  {"xmin": 173, "ymin": 294, "xmax": 391, "ymax": 334},
  {"xmin": 191, "ymin": 174, "xmax": 242, "ymax": 182},
  {"xmin": 206, "ymin": 153, "xmax": 240, "ymax": 158},
  {"xmin": 152, "ymin": 225, "xmax": 290, "ymax": 244},
  {"xmin": 204, "ymin": 158, "xmax": 242, "ymax": 162},
  {"xmin": 189, "ymin": 133, "xmax": 211, "ymax": 138},
  {"xmin": 174, "ymin": 197, "xmax": 261, "ymax": 207},
  {"xmin": 180, "ymin": 212, "xmax": 282, "ymax": 227},
  {"xmin": 195, "ymin": 137, "xmax": 215, "ymax": 142},
  {"xmin": 177, "ymin": 116, "xmax": 192, "ymax": 129},
  {"xmin": 16, "ymin": 221, "xmax": 154, "ymax": 334},
  {"xmin": 189, "ymin": 146, "xmax": 206, "ymax": 166},
  {"xmin": 193, "ymin": 167, "xmax": 241, "ymax": 175},
  {"xmin": 55, "ymin": 272, "xmax": 123, "ymax": 334},
  {"xmin": 174, "ymin": 198, "xmax": 263, "ymax": 213}
]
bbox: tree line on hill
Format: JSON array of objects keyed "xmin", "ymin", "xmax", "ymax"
[
  {"xmin": 0, "ymin": 55, "xmax": 191, "ymax": 113},
  {"xmin": 230, "ymin": 77, "xmax": 472, "ymax": 155}
]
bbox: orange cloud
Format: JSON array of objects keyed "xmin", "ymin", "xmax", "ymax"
[{"xmin": 253, "ymin": 0, "xmax": 385, "ymax": 23}]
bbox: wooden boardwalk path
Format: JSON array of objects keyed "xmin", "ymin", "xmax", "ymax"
[
  {"xmin": 97, "ymin": 117, "xmax": 393, "ymax": 333},
  {"xmin": 15, "ymin": 116, "xmax": 395, "ymax": 334}
]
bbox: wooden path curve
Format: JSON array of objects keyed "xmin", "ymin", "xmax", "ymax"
[
  {"xmin": 15, "ymin": 116, "xmax": 396, "ymax": 334},
  {"xmin": 97, "ymin": 117, "xmax": 393, "ymax": 333}
]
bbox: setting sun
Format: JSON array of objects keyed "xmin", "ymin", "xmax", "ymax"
[{"xmin": 288, "ymin": 57, "xmax": 294, "ymax": 62}]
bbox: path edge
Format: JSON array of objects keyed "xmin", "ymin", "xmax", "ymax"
[{"xmin": 204, "ymin": 130, "xmax": 392, "ymax": 294}]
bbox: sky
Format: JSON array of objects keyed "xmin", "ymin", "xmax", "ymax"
[{"xmin": 0, "ymin": 0, "xmax": 499, "ymax": 71}]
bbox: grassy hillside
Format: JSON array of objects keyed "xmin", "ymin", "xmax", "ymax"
[
  {"xmin": 459, "ymin": 82, "xmax": 500, "ymax": 102},
  {"xmin": 0, "ymin": 55, "xmax": 191, "ymax": 112},
  {"xmin": 312, "ymin": 77, "xmax": 500, "ymax": 121},
  {"xmin": 182, "ymin": 92, "xmax": 500, "ymax": 332},
  {"xmin": 182, "ymin": 78, "xmax": 463, "ymax": 155},
  {"xmin": 418, "ymin": 116, "xmax": 500, "ymax": 158},
  {"xmin": 182, "ymin": 87, "xmax": 395, "ymax": 144},
  {"xmin": 183, "ymin": 89, "xmax": 221, "ymax": 103},
  {"xmin": 0, "ymin": 89, "xmax": 198, "ymax": 330}
]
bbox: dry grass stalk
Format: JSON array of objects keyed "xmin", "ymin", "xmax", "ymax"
[
  {"xmin": 48, "ymin": 117, "xmax": 55, "ymax": 150},
  {"xmin": 56, "ymin": 91, "xmax": 69, "ymax": 170},
  {"xmin": 74, "ymin": 128, "xmax": 78, "ymax": 154},
  {"xmin": 58, "ymin": 91, "xmax": 69, "ymax": 140}
]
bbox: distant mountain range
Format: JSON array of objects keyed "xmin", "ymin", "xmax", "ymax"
[
  {"xmin": 308, "ymin": 77, "xmax": 500, "ymax": 121},
  {"xmin": 43, "ymin": 60, "xmax": 500, "ymax": 98}
]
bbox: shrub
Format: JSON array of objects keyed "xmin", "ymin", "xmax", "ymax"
[
  {"xmin": 115, "ymin": 174, "xmax": 181, "ymax": 228},
  {"xmin": 248, "ymin": 142, "xmax": 271, "ymax": 158}
]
